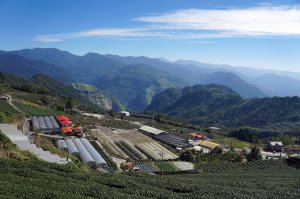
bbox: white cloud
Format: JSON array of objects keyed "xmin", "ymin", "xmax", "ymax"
[
  {"xmin": 33, "ymin": 5, "xmax": 300, "ymax": 42},
  {"xmin": 33, "ymin": 35, "xmax": 63, "ymax": 42},
  {"xmin": 135, "ymin": 5, "xmax": 300, "ymax": 37},
  {"xmin": 33, "ymin": 28, "xmax": 145, "ymax": 42}
]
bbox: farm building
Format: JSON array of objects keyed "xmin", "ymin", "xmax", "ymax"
[
  {"xmin": 266, "ymin": 141, "xmax": 283, "ymax": 152},
  {"xmin": 56, "ymin": 116, "xmax": 83, "ymax": 137},
  {"xmin": 31, "ymin": 116, "xmax": 61, "ymax": 134},
  {"xmin": 0, "ymin": 95, "xmax": 9, "ymax": 100},
  {"xmin": 80, "ymin": 138, "xmax": 108, "ymax": 168},
  {"xmin": 198, "ymin": 141, "xmax": 220, "ymax": 150},
  {"xmin": 190, "ymin": 133, "xmax": 205, "ymax": 140},
  {"xmin": 56, "ymin": 140, "xmax": 67, "ymax": 151},
  {"xmin": 153, "ymin": 132, "xmax": 192, "ymax": 149},
  {"xmin": 121, "ymin": 111, "xmax": 130, "ymax": 117},
  {"xmin": 209, "ymin": 127, "xmax": 220, "ymax": 131},
  {"xmin": 60, "ymin": 138, "xmax": 108, "ymax": 168},
  {"xmin": 61, "ymin": 127, "xmax": 73, "ymax": 136},
  {"xmin": 74, "ymin": 138, "xmax": 96, "ymax": 167},
  {"xmin": 139, "ymin": 126, "xmax": 164, "ymax": 136},
  {"xmin": 56, "ymin": 116, "xmax": 73, "ymax": 127},
  {"xmin": 65, "ymin": 139, "xmax": 80, "ymax": 157}
]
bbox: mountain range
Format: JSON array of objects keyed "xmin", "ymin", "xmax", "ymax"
[{"xmin": 1, "ymin": 48, "xmax": 299, "ymax": 111}]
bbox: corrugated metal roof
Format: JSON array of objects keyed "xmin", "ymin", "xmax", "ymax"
[
  {"xmin": 139, "ymin": 126, "xmax": 164, "ymax": 135},
  {"xmin": 61, "ymin": 127, "xmax": 72, "ymax": 134},
  {"xmin": 269, "ymin": 141, "xmax": 283, "ymax": 146},
  {"xmin": 60, "ymin": 120, "xmax": 73, "ymax": 125},
  {"xmin": 198, "ymin": 141, "xmax": 220, "ymax": 149},
  {"xmin": 65, "ymin": 139, "xmax": 80, "ymax": 157},
  {"xmin": 56, "ymin": 116, "xmax": 70, "ymax": 121}
]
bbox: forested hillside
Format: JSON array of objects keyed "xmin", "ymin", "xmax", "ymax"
[
  {"xmin": 0, "ymin": 72, "xmax": 101, "ymax": 115},
  {"xmin": 71, "ymin": 83, "xmax": 113, "ymax": 111},
  {"xmin": 147, "ymin": 84, "xmax": 300, "ymax": 129},
  {"xmin": 93, "ymin": 64, "xmax": 184, "ymax": 111}
]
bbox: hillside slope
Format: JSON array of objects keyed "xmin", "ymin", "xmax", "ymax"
[
  {"xmin": 202, "ymin": 72, "xmax": 265, "ymax": 98},
  {"xmin": 93, "ymin": 64, "xmax": 186, "ymax": 111},
  {"xmin": 0, "ymin": 72, "xmax": 101, "ymax": 114},
  {"xmin": 147, "ymin": 84, "xmax": 300, "ymax": 128},
  {"xmin": 71, "ymin": 83, "xmax": 113, "ymax": 111},
  {"xmin": 31, "ymin": 75, "xmax": 102, "ymax": 112}
]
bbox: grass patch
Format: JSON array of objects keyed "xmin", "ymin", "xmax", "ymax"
[
  {"xmin": 0, "ymin": 101, "xmax": 21, "ymax": 123},
  {"xmin": 72, "ymin": 83, "xmax": 97, "ymax": 92},
  {"xmin": 14, "ymin": 102, "xmax": 64, "ymax": 116},
  {"xmin": 154, "ymin": 162, "xmax": 178, "ymax": 172},
  {"xmin": 212, "ymin": 138, "xmax": 253, "ymax": 148}
]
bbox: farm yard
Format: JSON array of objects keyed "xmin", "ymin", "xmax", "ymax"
[{"xmin": 91, "ymin": 127, "xmax": 178, "ymax": 161}]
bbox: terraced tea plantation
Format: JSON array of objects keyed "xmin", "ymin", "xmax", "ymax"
[
  {"xmin": 200, "ymin": 159, "xmax": 288, "ymax": 173},
  {"xmin": 0, "ymin": 158, "xmax": 299, "ymax": 199}
]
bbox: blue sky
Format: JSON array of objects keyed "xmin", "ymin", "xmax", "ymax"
[{"xmin": 0, "ymin": 0, "xmax": 299, "ymax": 71}]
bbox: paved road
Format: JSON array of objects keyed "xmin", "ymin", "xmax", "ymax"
[{"xmin": 0, "ymin": 123, "xmax": 69, "ymax": 164}]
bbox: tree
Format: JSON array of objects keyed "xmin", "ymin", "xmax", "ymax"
[
  {"xmin": 154, "ymin": 114, "xmax": 162, "ymax": 122},
  {"xmin": 211, "ymin": 147, "xmax": 223, "ymax": 155},
  {"xmin": 246, "ymin": 146, "xmax": 262, "ymax": 162},
  {"xmin": 107, "ymin": 109, "xmax": 115, "ymax": 117},
  {"xmin": 40, "ymin": 95, "xmax": 52, "ymax": 106},
  {"xmin": 65, "ymin": 97, "xmax": 73, "ymax": 109},
  {"xmin": 222, "ymin": 151, "xmax": 243, "ymax": 162},
  {"xmin": 180, "ymin": 150, "xmax": 194, "ymax": 162}
]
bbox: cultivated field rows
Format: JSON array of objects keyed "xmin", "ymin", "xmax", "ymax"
[{"xmin": 91, "ymin": 127, "xmax": 178, "ymax": 160}]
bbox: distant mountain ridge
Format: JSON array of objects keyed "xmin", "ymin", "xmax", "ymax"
[
  {"xmin": 0, "ymin": 54, "xmax": 71, "ymax": 82},
  {"xmin": 251, "ymin": 73, "xmax": 300, "ymax": 97},
  {"xmin": 1, "ymin": 48, "xmax": 299, "ymax": 111},
  {"xmin": 4, "ymin": 48, "xmax": 265, "ymax": 94},
  {"xmin": 9, "ymin": 48, "xmax": 80, "ymax": 68}
]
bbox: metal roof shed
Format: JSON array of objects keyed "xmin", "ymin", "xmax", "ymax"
[
  {"xmin": 37, "ymin": 116, "xmax": 47, "ymax": 131},
  {"xmin": 65, "ymin": 139, "xmax": 80, "ymax": 157},
  {"xmin": 56, "ymin": 116, "xmax": 70, "ymax": 121},
  {"xmin": 32, "ymin": 116, "xmax": 40, "ymax": 131},
  {"xmin": 57, "ymin": 139, "xmax": 68, "ymax": 151},
  {"xmin": 139, "ymin": 126, "xmax": 164, "ymax": 135},
  {"xmin": 80, "ymin": 138, "xmax": 108, "ymax": 168},
  {"xmin": 73, "ymin": 138, "xmax": 96, "ymax": 167},
  {"xmin": 44, "ymin": 116, "xmax": 54, "ymax": 130},
  {"xmin": 49, "ymin": 116, "xmax": 60, "ymax": 130}
]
